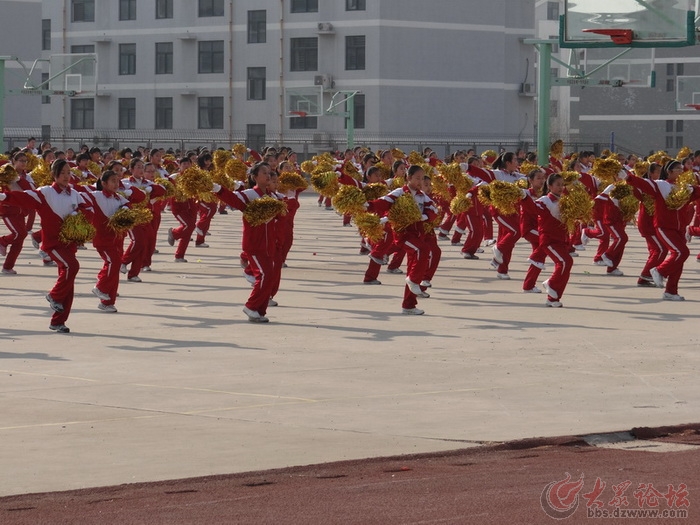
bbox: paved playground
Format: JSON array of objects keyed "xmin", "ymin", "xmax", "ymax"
[{"xmin": 1, "ymin": 192, "xmax": 699, "ymax": 519}]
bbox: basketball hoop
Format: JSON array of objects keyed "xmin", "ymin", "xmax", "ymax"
[
  {"xmin": 289, "ymin": 110, "xmax": 308, "ymax": 118},
  {"xmin": 582, "ymin": 29, "xmax": 633, "ymax": 45},
  {"xmin": 685, "ymin": 104, "xmax": 700, "ymax": 111}
]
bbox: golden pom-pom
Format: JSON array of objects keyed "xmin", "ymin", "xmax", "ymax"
[
  {"xmin": 519, "ymin": 162, "xmax": 540, "ymax": 175},
  {"xmin": 677, "ymin": 170, "xmax": 696, "ymax": 187},
  {"xmin": 610, "ymin": 183, "xmax": 638, "ymax": 222},
  {"xmin": 634, "ymin": 161, "xmax": 649, "ymax": 178},
  {"xmin": 362, "ymin": 182, "xmax": 388, "ymax": 201},
  {"xmin": 601, "ymin": 149, "xmax": 612, "ymax": 158},
  {"xmin": 677, "ymin": 146, "xmax": 692, "ymax": 160},
  {"xmin": 559, "ymin": 183, "xmax": 593, "ymax": 233},
  {"xmin": 131, "ymin": 204, "xmax": 154, "ymax": 225},
  {"xmin": 489, "ymin": 181, "xmax": 523, "ymax": 215},
  {"xmin": 300, "ymin": 160, "xmax": 316, "ymax": 174},
  {"xmin": 59, "ymin": 213, "xmax": 95, "ymax": 244},
  {"xmin": 107, "ymin": 207, "xmax": 139, "ymax": 234},
  {"xmin": 591, "ymin": 157, "xmax": 622, "ymax": 187},
  {"xmin": 429, "ymin": 175, "xmax": 451, "ymax": 202},
  {"xmin": 342, "ymin": 160, "xmax": 362, "ymax": 181},
  {"xmin": 232, "ymin": 143, "xmax": 247, "ymax": 157},
  {"xmin": 516, "ymin": 178, "xmax": 529, "ymax": 189},
  {"xmin": 223, "ymin": 158, "xmax": 249, "ymax": 183},
  {"xmin": 424, "ymin": 210, "xmax": 444, "ymax": 233},
  {"xmin": 210, "ymin": 169, "xmax": 236, "ymax": 191},
  {"xmin": 374, "ymin": 161, "xmax": 392, "ymax": 179},
  {"xmin": 450, "ymin": 194, "xmax": 473, "ymax": 215},
  {"xmin": 389, "ymin": 176, "xmax": 406, "ymax": 190},
  {"xmin": 71, "ymin": 167, "xmax": 83, "ymax": 180},
  {"xmin": 25, "ymin": 152, "xmax": 40, "ymax": 172},
  {"xmin": 407, "ymin": 151, "xmax": 424, "ymax": 165},
  {"xmin": 641, "ymin": 195, "xmax": 655, "ymax": 216},
  {"xmin": 0, "ymin": 163, "xmax": 18, "ymax": 189},
  {"xmin": 277, "ymin": 172, "xmax": 308, "ymax": 193},
  {"xmin": 648, "ymin": 151, "xmax": 671, "ymax": 165},
  {"xmin": 388, "ymin": 193, "xmax": 422, "ymax": 232},
  {"xmin": 665, "ymin": 184, "xmax": 692, "ymax": 210},
  {"xmin": 437, "ymin": 162, "xmax": 470, "ymax": 193},
  {"xmin": 87, "ymin": 161, "xmax": 102, "ymax": 177},
  {"xmin": 242, "ymin": 196, "xmax": 287, "ymax": 226},
  {"xmin": 352, "ymin": 212, "xmax": 384, "ymax": 243},
  {"xmin": 310, "ymin": 171, "xmax": 340, "ymax": 198},
  {"xmin": 332, "ymin": 185, "xmax": 367, "ymax": 216},
  {"xmin": 154, "ymin": 177, "xmax": 176, "ymax": 199},
  {"xmin": 30, "ymin": 161, "xmax": 53, "ymax": 187},
  {"xmin": 549, "ymin": 139, "xmax": 564, "ymax": 158},
  {"xmin": 481, "ymin": 150, "xmax": 497, "ymax": 160},
  {"xmin": 213, "ymin": 149, "xmax": 232, "ymax": 170},
  {"xmin": 176, "ymin": 166, "xmax": 214, "ymax": 201},
  {"xmin": 478, "ymin": 184, "xmax": 492, "ymax": 206},
  {"xmin": 391, "ymin": 148, "xmax": 405, "ymax": 160},
  {"xmin": 610, "ymin": 182, "xmax": 633, "ymax": 201}
]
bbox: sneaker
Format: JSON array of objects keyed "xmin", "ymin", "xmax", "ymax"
[
  {"xmin": 325, "ymin": 206, "xmax": 334, "ymax": 211},
  {"xmin": 31, "ymin": 237, "xmax": 40, "ymax": 250},
  {"xmin": 127, "ymin": 276, "xmax": 142, "ymax": 282},
  {"xmin": 420, "ymin": 280, "xmax": 432, "ymax": 288},
  {"xmin": 369, "ymin": 254, "xmax": 385, "ymax": 265},
  {"xmin": 607, "ymin": 268, "xmax": 624, "ymax": 276},
  {"xmin": 650, "ymin": 267, "xmax": 664, "ymax": 288},
  {"xmin": 600, "ymin": 254, "xmax": 614, "ymax": 268},
  {"xmin": 489, "ymin": 259, "xmax": 499, "ymax": 270},
  {"xmin": 593, "ymin": 259, "xmax": 608, "ymax": 267},
  {"xmin": 451, "ymin": 241, "xmax": 462, "ymax": 246},
  {"xmin": 49, "ymin": 324, "xmax": 70, "ymax": 333},
  {"xmin": 662, "ymin": 292, "xmax": 685, "ymax": 301},
  {"xmin": 245, "ymin": 274, "xmax": 256, "ymax": 285},
  {"xmin": 43, "ymin": 259, "xmax": 55, "ymax": 267},
  {"xmin": 45, "ymin": 293, "xmax": 64, "ymax": 313},
  {"xmin": 359, "ymin": 248, "xmax": 370, "ymax": 255},
  {"xmin": 243, "ymin": 306, "xmax": 261, "ymax": 320},
  {"xmin": 402, "ymin": 307, "xmax": 425, "ymax": 315},
  {"xmin": 98, "ymin": 303, "xmax": 118, "ymax": 313},
  {"xmin": 523, "ymin": 286, "xmax": 542, "ymax": 293},
  {"xmin": 153, "ymin": 249, "xmax": 159, "ymax": 254},
  {"xmin": 462, "ymin": 252, "xmax": 479, "ymax": 260},
  {"xmin": 492, "ymin": 246, "xmax": 504, "ymax": 264},
  {"xmin": 405, "ymin": 278, "xmax": 424, "ymax": 296},
  {"xmin": 0, "ymin": 243, "xmax": 6, "ymax": 257},
  {"xmin": 541, "ymin": 279, "xmax": 558, "ymax": 300},
  {"xmin": 484, "ymin": 239, "xmax": 496, "ymax": 247},
  {"xmin": 343, "ymin": 223, "xmax": 352, "ymax": 227},
  {"xmin": 268, "ymin": 299, "xmax": 278, "ymax": 307},
  {"xmin": 526, "ymin": 258, "xmax": 545, "ymax": 270},
  {"xmin": 363, "ymin": 279, "xmax": 382, "ymax": 285},
  {"xmin": 573, "ymin": 244, "xmax": 586, "ymax": 251},
  {"xmin": 545, "ymin": 299, "xmax": 563, "ymax": 307},
  {"xmin": 77, "ymin": 245, "xmax": 86, "ymax": 250},
  {"xmin": 1, "ymin": 268, "xmax": 17, "ymax": 275},
  {"xmin": 637, "ymin": 280, "xmax": 656, "ymax": 287},
  {"xmin": 219, "ymin": 209, "xmax": 228, "ymax": 215},
  {"xmin": 496, "ymin": 272, "xmax": 510, "ymax": 280},
  {"xmin": 282, "ymin": 262, "xmax": 288, "ymax": 268},
  {"xmin": 437, "ymin": 234, "xmax": 448, "ymax": 241},
  {"xmin": 569, "ymin": 251, "xmax": 579, "ymax": 257},
  {"xmin": 475, "ymin": 248, "xmax": 484, "ymax": 254},
  {"xmin": 386, "ymin": 267, "xmax": 403, "ymax": 274},
  {"xmin": 120, "ymin": 264, "xmax": 128, "ymax": 274},
  {"xmin": 92, "ymin": 287, "xmax": 110, "ymax": 301},
  {"xmin": 580, "ymin": 231, "xmax": 589, "ymax": 246},
  {"xmin": 167, "ymin": 228, "xmax": 175, "ymax": 246},
  {"xmin": 174, "ymin": 258, "xmax": 188, "ymax": 263},
  {"xmin": 196, "ymin": 243, "xmax": 209, "ymax": 248},
  {"xmin": 142, "ymin": 266, "xmax": 152, "ymax": 272},
  {"xmin": 239, "ymin": 257, "xmax": 247, "ymax": 269}
]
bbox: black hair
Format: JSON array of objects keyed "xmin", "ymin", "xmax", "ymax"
[
  {"xmin": 392, "ymin": 160, "xmax": 405, "ymax": 174},
  {"xmin": 248, "ymin": 161, "xmax": 270, "ymax": 188},
  {"xmin": 407, "ymin": 164, "xmax": 424, "ymax": 178},
  {"xmin": 96, "ymin": 169, "xmax": 117, "ymax": 191},
  {"xmin": 646, "ymin": 162, "xmax": 661, "ymax": 180},
  {"xmin": 547, "ymin": 172, "xmax": 562, "ymax": 188},
  {"xmin": 492, "ymin": 152, "xmax": 516, "ymax": 170},
  {"xmin": 363, "ymin": 166, "xmax": 380, "ymax": 183},
  {"xmin": 76, "ymin": 152, "xmax": 90, "ymax": 163},
  {"xmin": 197, "ymin": 152, "xmax": 213, "ymax": 169},
  {"xmin": 51, "ymin": 159, "xmax": 69, "ymax": 179},
  {"xmin": 660, "ymin": 160, "xmax": 681, "ymax": 181}
]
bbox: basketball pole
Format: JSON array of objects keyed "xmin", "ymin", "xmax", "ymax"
[
  {"xmin": 0, "ymin": 57, "xmax": 7, "ymax": 151},
  {"xmin": 522, "ymin": 40, "xmax": 553, "ymax": 168}
]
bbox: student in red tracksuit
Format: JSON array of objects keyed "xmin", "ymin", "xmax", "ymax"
[
  {"xmin": 194, "ymin": 152, "xmax": 217, "ymax": 248},
  {"xmin": 0, "ymin": 152, "xmax": 35, "ymax": 274},
  {"xmin": 267, "ymin": 172, "xmax": 287, "ymax": 306},
  {"xmin": 275, "ymin": 161, "xmax": 303, "ymax": 269},
  {"xmin": 634, "ymin": 163, "xmax": 667, "ymax": 286},
  {"xmin": 421, "ymin": 174, "xmax": 442, "ymax": 287},
  {"xmin": 581, "ymin": 192, "xmax": 610, "ymax": 266},
  {"xmin": 384, "ymin": 161, "xmax": 407, "ymax": 274},
  {"xmin": 521, "ymin": 168, "xmax": 548, "ymax": 293},
  {"xmin": 0, "ymin": 159, "xmax": 93, "ymax": 332},
  {"xmin": 367, "ymin": 165, "xmax": 438, "ymax": 315},
  {"xmin": 167, "ymin": 158, "xmax": 198, "ymax": 263},
  {"xmin": 624, "ymin": 160, "xmax": 700, "ymax": 301},
  {"xmin": 84, "ymin": 170, "xmax": 147, "ymax": 312},
  {"xmin": 596, "ymin": 184, "xmax": 628, "ymax": 276},
  {"xmin": 213, "ymin": 162, "xmax": 285, "ymax": 323},
  {"xmin": 536, "ymin": 174, "xmax": 574, "ymax": 307}
]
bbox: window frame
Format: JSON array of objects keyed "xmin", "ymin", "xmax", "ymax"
[
  {"xmin": 71, "ymin": 0, "xmax": 95, "ymax": 22},
  {"xmin": 119, "ymin": 0, "xmax": 136, "ymax": 21},
  {"xmin": 198, "ymin": 0, "xmax": 224, "ymax": 17},
  {"xmin": 156, "ymin": 0, "xmax": 173, "ymax": 19},
  {"xmin": 155, "ymin": 97, "xmax": 173, "ymax": 129},
  {"xmin": 155, "ymin": 42, "xmax": 174, "ymax": 75},
  {"xmin": 71, "ymin": 98, "xmax": 94, "ymax": 129},
  {"xmin": 291, "ymin": 0, "xmax": 318, "ymax": 13},
  {"xmin": 346, "ymin": 0, "xmax": 366, "ymax": 11},
  {"xmin": 198, "ymin": 40, "xmax": 225, "ymax": 74},
  {"xmin": 290, "ymin": 37, "xmax": 318, "ymax": 72},
  {"xmin": 118, "ymin": 97, "xmax": 137, "ymax": 130},
  {"xmin": 247, "ymin": 67, "xmax": 267, "ymax": 100},
  {"xmin": 247, "ymin": 10, "xmax": 267, "ymax": 44},
  {"xmin": 345, "ymin": 35, "xmax": 366, "ymax": 71},
  {"xmin": 119, "ymin": 43, "xmax": 137, "ymax": 75},
  {"xmin": 42, "ymin": 19, "xmax": 51, "ymax": 51},
  {"xmin": 198, "ymin": 96, "xmax": 224, "ymax": 129}
]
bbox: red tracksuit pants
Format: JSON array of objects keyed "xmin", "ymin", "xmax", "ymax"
[
  {"xmin": 122, "ymin": 223, "xmax": 149, "ymax": 278},
  {"xmin": 1, "ymin": 214, "xmax": 28, "ymax": 270},
  {"xmin": 603, "ymin": 221, "xmax": 628, "ymax": 273},
  {"xmin": 47, "ymin": 244, "xmax": 80, "ymax": 326},
  {"xmin": 400, "ymin": 234, "xmax": 430, "ymax": 309},
  {"xmin": 95, "ymin": 244, "xmax": 123, "ymax": 306},
  {"xmin": 195, "ymin": 201, "xmax": 217, "ymax": 244},
  {"xmin": 494, "ymin": 213, "xmax": 520, "ymax": 274},
  {"xmin": 246, "ymin": 251, "xmax": 275, "ymax": 316},
  {"xmin": 639, "ymin": 234, "xmax": 667, "ymax": 283},
  {"xmin": 655, "ymin": 228, "xmax": 690, "ymax": 295},
  {"xmin": 543, "ymin": 242, "xmax": 573, "ymax": 301}
]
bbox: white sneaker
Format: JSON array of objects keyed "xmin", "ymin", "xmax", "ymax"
[
  {"xmin": 569, "ymin": 251, "xmax": 579, "ymax": 257},
  {"xmin": 167, "ymin": 228, "xmax": 175, "ymax": 246},
  {"xmin": 686, "ymin": 226, "xmax": 692, "ymax": 243},
  {"xmin": 405, "ymin": 278, "xmax": 429, "ymax": 297},
  {"xmin": 476, "ymin": 248, "xmax": 484, "ymax": 253},
  {"xmin": 268, "ymin": 299, "xmax": 278, "ymax": 307},
  {"xmin": 484, "ymin": 239, "xmax": 496, "ymax": 247},
  {"xmin": 142, "ymin": 266, "xmax": 152, "ymax": 272},
  {"xmin": 542, "ymin": 279, "xmax": 559, "ymax": 300},
  {"xmin": 244, "ymin": 274, "xmax": 256, "ymax": 285},
  {"xmin": 174, "ymin": 258, "xmax": 188, "ymax": 263},
  {"xmin": 545, "ymin": 299, "xmax": 563, "ymax": 307},
  {"xmin": 369, "ymin": 254, "xmax": 385, "ymax": 265},
  {"xmin": 243, "ymin": 306, "xmax": 261, "ymax": 319},
  {"xmin": 607, "ymin": 268, "xmax": 624, "ymax": 276},
  {"xmin": 420, "ymin": 280, "xmax": 432, "ymax": 288},
  {"xmin": 601, "ymin": 254, "xmax": 614, "ymax": 268},
  {"xmin": 97, "ymin": 303, "xmax": 118, "ymax": 313},
  {"xmin": 650, "ymin": 267, "xmax": 664, "ymax": 288},
  {"xmin": 492, "ymin": 246, "xmax": 504, "ymax": 264},
  {"xmin": 489, "ymin": 259, "xmax": 499, "ymax": 270},
  {"xmin": 573, "ymin": 244, "xmax": 586, "ymax": 251},
  {"xmin": 120, "ymin": 264, "xmax": 128, "ymax": 274},
  {"xmin": 527, "ymin": 258, "xmax": 545, "ymax": 270},
  {"xmin": 31, "ymin": 237, "xmax": 40, "ymax": 250},
  {"xmin": 196, "ymin": 242, "xmax": 209, "ymax": 248},
  {"xmin": 127, "ymin": 276, "xmax": 142, "ymax": 283},
  {"xmin": 523, "ymin": 286, "xmax": 542, "ymax": 293},
  {"xmin": 580, "ymin": 231, "xmax": 589, "ymax": 246},
  {"xmin": 92, "ymin": 287, "xmax": 110, "ymax": 301},
  {"xmin": 402, "ymin": 307, "xmax": 425, "ymax": 315},
  {"xmin": 662, "ymin": 292, "xmax": 685, "ymax": 301},
  {"xmin": 1, "ymin": 268, "xmax": 17, "ymax": 275},
  {"xmin": 386, "ymin": 267, "xmax": 403, "ymax": 274},
  {"xmin": 363, "ymin": 279, "xmax": 382, "ymax": 285},
  {"xmin": 496, "ymin": 272, "xmax": 510, "ymax": 280},
  {"xmin": 594, "ymin": 259, "xmax": 608, "ymax": 266}
]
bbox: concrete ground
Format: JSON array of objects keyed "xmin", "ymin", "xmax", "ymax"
[{"xmin": 1, "ymin": 191, "xmax": 699, "ymax": 498}]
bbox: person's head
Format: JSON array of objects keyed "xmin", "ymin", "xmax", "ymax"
[
  {"xmin": 392, "ymin": 160, "xmax": 406, "ymax": 178},
  {"xmin": 76, "ymin": 152, "xmax": 90, "ymax": 168},
  {"xmin": 79, "ymin": 144, "xmax": 89, "ymax": 153},
  {"xmin": 647, "ymin": 162, "xmax": 661, "ymax": 180},
  {"xmin": 40, "ymin": 141, "xmax": 52, "ymax": 152},
  {"xmin": 130, "ymin": 158, "xmax": 145, "ymax": 177},
  {"xmin": 528, "ymin": 168, "xmax": 546, "ymax": 194},
  {"xmin": 380, "ymin": 150, "xmax": 393, "ymax": 164},
  {"xmin": 55, "ymin": 150, "xmax": 66, "ymax": 160},
  {"xmin": 12, "ymin": 151, "xmax": 28, "ymax": 170},
  {"xmin": 119, "ymin": 147, "xmax": 133, "ymax": 159},
  {"xmin": 249, "ymin": 162, "xmax": 271, "ymax": 190},
  {"xmin": 263, "ymin": 153, "xmax": 279, "ymax": 169},
  {"xmin": 547, "ymin": 173, "xmax": 564, "ymax": 197},
  {"xmin": 51, "ymin": 159, "xmax": 71, "ymax": 188},
  {"xmin": 197, "ymin": 152, "xmax": 213, "ymax": 170},
  {"xmin": 681, "ymin": 156, "xmax": 693, "ymax": 171},
  {"xmin": 492, "ymin": 152, "xmax": 517, "ymax": 172},
  {"xmin": 660, "ymin": 160, "xmax": 683, "ymax": 182},
  {"xmin": 143, "ymin": 162, "xmax": 157, "ymax": 181},
  {"xmin": 567, "ymin": 157, "xmax": 581, "ymax": 172},
  {"xmin": 343, "ymin": 149, "xmax": 354, "ymax": 161},
  {"xmin": 626, "ymin": 154, "xmax": 638, "ymax": 167},
  {"xmin": 406, "ymin": 165, "xmax": 425, "ymax": 190},
  {"xmin": 268, "ymin": 170, "xmax": 279, "ymax": 192},
  {"xmin": 27, "ymin": 137, "xmax": 36, "ymax": 149},
  {"xmin": 422, "ymin": 174, "xmax": 432, "ymax": 193},
  {"xmin": 106, "ymin": 160, "xmax": 125, "ymax": 176},
  {"xmin": 65, "ymin": 148, "xmax": 75, "ymax": 160},
  {"xmin": 42, "ymin": 149, "xmax": 56, "ymax": 164},
  {"xmin": 96, "ymin": 170, "xmax": 119, "ymax": 192},
  {"xmin": 178, "ymin": 157, "xmax": 192, "ymax": 172},
  {"xmin": 89, "ymin": 147, "xmax": 102, "ymax": 162},
  {"xmin": 364, "ymin": 166, "xmax": 383, "ymax": 184},
  {"xmin": 423, "ymin": 147, "xmax": 433, "ymax": 157},
  {"xmin": 149, "ymin": 148, "xmax": 162, "ymax": 165},
  {"xmin": 287, "ymin": 151, "xmax": 297, "ymax": 164},
  {"xmin": 579, "ymin": 151, "xmax": 594, "ymax": 166},
  {"xmin": 362, "ymin": 153, "xmax": 378, "ymax": 171},
  {"xmin": 278, "ymin": 161, "xmax": 294, "ymax": 173}
]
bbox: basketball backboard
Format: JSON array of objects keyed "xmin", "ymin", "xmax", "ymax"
[
  {"xmin": 676, "ymin": 76, "xmax": 700, "ymax": 110},
  {"xmin": 561, "ymin": 0, "xmax": 695, "ymax": 48},
  {"xmin": 581, "ymin": 48, "xmax": 656, "ymax": 87},
  {"xmin": 48, "ymin": 53, "xmax": 97, "ymax": 95},
  {"xmin": 284, "ymin": 86, "xmax": 324, "ymax": 118}
]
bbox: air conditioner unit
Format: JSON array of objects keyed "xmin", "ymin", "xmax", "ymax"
[
  {"xmin": 518, "ymin": 82, "xmax": 535, "ymax": 96},
  {"xmin": 314, "ymin": 74, "xmax": 334, "ymax": 90},
  {"xmin": 317, "ymin": 22, "xmax": 335, "ymax": 33}
]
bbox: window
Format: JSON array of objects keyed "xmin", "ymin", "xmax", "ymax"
[
  {"xmin": 155, "ymin": 97, "xmax": 173, "ymax": 129},
  {"xmin": 676, "ymin": 136, "xmax": 684, "ymax": 148},
  {"xmin": 41, "ymin": 73, "xmax": 50, "ymax": 104},
  {"xmin": 665, "ymin": 136, "xmax": 674, "ymax": 149},
  {"xmin": 666, "ymin": 120, "xmax": 674, "ymax": 133},
  {"xmin": 289, "ymin": 115, "xmax": 317, "ymax": 129},
  {"xmin": 291, "ymin": 0, "xmax": 318, "ymax": 13},
  {"xmin": 156, "ymin": 0, "xmax": 173, "ymax": 19},
  {"xmin": 546, "ymin": 1, "xmax": 559, "ymax": 21},
  {"xmin": 42, "ymin": 19, "xmax": 51, "ymax": 51},
  {"xmin": 199, "ymin": 0, "xmax": 224, "ymax": 17},
  {"xmin": 119, "ymin": 44, "xmax": 136, "ymax": 75},
  {"xmin": 247, "ymin": 67, "xmax": 266, "ymax": 100},
  {"xmin": 155, "ymin": 42, "xmax": 173, "ymax": 74},
  {"xmin": 198, "ymin": 41, "xmax": 224, "ymax": 74},
  {"xmin": 345, "ymin": 35, "xmax": 365, "ymax": 71},
  {"xmin": 290, "ymin": 37, "xmax": 318, "ymax": 71},
  {"xmin": 71, "ymin": 45, "xmax": 95, "ymax": 77},
  {"xmin": 667, "ymin": 63, "xmax": 675, "ymax": 76},
  {"xmin": 119, "ymin": 98, "xmax": 136, "ymax": 129},
  {"xmin": 666, "ymin": 78, "xmax": 675, "ymax": 92},
  {"xmin": 344, "ymin": 93, "xmax": 365, "ymax": 129},
  {"xmin": 246, "ymin": 124, "xmax": 266, "ymax": 152},
  {"xmin": 248, "ymin": 10, "xmax": 266, "ymax": 43},
  {"xmin": 72, "ymin": 0, "xmax": 95, "ymax": 22},
  {"xmin": 677, "ymin": 63, "xmax": 684, "ymax": 76},
  {"xmin": 346, "ymin": 0, "xmax": 365, "ymax": 11},
  {"xmin": 71, "ymin": 98, "xmax": 94, "ymax": 129},
  {"xmin": 676, "ymin": 120, "xmax": 684, "ymax": 133},
  {"xmin": 119, "ymin": 0, "xmax": 136, "ymax": 20},
  {"xmin": 198, "ymin": 97, "xmax": 224, "ymax": 129},
  {"xmin": 71, "ymin": 44, "xmax": 95, "ymax": 54}
]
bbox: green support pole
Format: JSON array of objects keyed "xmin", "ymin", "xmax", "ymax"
[
  {"xmin": 536, "ymin": 42, "xmax": 552, "ymax": 167},
  {"xmin": 346, "ymin": 93, "xmax": 355, "ymax": 149},
  {"xmin": 0, "ymin": 59, "xmax": 5, "ymax": 152}
]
